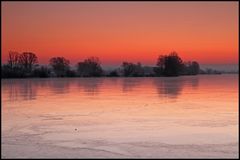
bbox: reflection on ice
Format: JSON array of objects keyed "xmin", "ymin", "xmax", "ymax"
[
  {"xmin": 77, "ymin": 78, "xmax": 103, "ymax": 95},
  {"xmin": 152, "ymin": 76, "xmax": 199, "ymax": 98},
  {"xmin": 2, "ymin": 77, "xmax": 200, "ymax": 101}
]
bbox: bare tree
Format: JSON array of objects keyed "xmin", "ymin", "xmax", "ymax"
[
  {"xmin": 7, "ymin": 51, "xmax": 20, "ymax": 69},
  {"xmin": 19, "ymin": 52, "xmax": 38, "ymax": 72}
]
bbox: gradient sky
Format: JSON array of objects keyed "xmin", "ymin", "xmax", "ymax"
[{"xmin": 1, "ymin": 2, "xmax": 239, "ymax": 66}]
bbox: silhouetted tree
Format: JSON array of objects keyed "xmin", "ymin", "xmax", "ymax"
[
  {"xmin": 182, "ymin": 61, "xmax": 200, "ymax": 75},
  {"xmin": 2, "ymin": 51, "xmax": 25, "ymax": 78},
  {"xmin": 121, "ymin": 62, "xmax": 144, "ymax": 77},
  {"xmin": 190, "ymin": 61, "xmax": 200, "ymax": 75},
  {"xmin": 155, "ymin": 52, "xmax": 184, "ymax": 76},
  {"xmin": 49, "ymin": 57, "xmax": 70, "ymax": 77},
  {"xmin": 77, "ymin": 57, "xmax": 103, "ymax": 77},
  {"xmin": 7, "ymin": 51, "xmax": 20, "ymax": 69},
  {"xmin": 18, "ymin": 52, "xmax": 38, "ymax": 73},
  {"xmin": 122, "ymin": 62, "xmax": 134, "ymax": 76}
]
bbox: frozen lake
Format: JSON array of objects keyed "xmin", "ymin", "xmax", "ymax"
[{"xmin": 1, "ymin": 75, "xmax": 239, "ymax": 158}]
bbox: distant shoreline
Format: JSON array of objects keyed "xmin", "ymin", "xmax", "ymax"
[
  {"xmin": 2, "ymin": 52, "xmax": 238, "ymax": 79},
  {"xmin": 1, "ymin": 72, "xmax": 238, "ymax": 79}
]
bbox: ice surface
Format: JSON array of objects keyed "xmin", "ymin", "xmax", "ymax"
[{"xmin": 1, "ymin": 75, "xmax": 238, "ymax": 158}]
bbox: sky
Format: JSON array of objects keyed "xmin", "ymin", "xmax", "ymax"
[{"xmin": 1, "ymin": 2, "xmax": 239, "ymax": 68}]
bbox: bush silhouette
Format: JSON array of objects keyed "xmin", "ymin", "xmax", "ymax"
[
  {"xmin": 121, "ymin": 62, "xmax": 144, "ymax": 77},
  {"xmin": 33, "ymin": 66, "xmax": 51, "ymax": 78},
  {"xmin": 155, "ymin": 52, "xmax": 184, "ymax": 76},
  {"xmin": 77, "ymin": 57, "xmax": 103, "ymax": 77},
  {"xmin": 49, "ymin": 57, "xmax": 70, "ymax": 77}
]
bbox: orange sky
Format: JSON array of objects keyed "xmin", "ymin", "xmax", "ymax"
[{"xmin": 1, "ymin": 2, "xmax": 239, "ymax": 66}]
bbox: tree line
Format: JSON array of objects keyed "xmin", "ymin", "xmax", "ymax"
[{"xmin": 2, "ymin": 51, "xmax": 202, "ymax": 78}]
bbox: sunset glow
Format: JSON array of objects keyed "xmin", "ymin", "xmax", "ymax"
[{"xmin": 1, "ymin": 2, "xmax": 238, "ymax": 66}]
